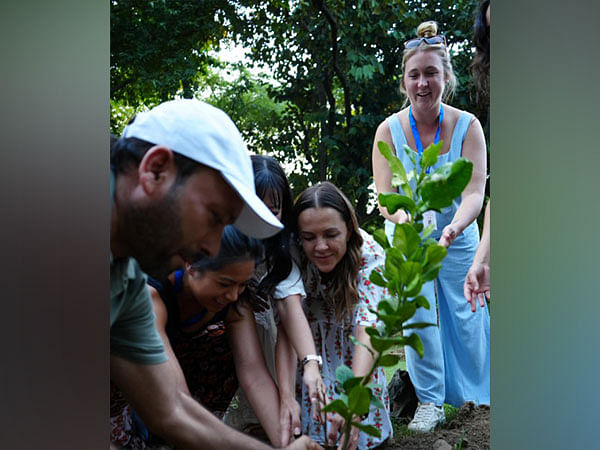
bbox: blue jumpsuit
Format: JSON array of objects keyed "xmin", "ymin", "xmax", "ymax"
[{"xmin": 384, "ymin": 110, "xmax": 490, "ymax": 407}]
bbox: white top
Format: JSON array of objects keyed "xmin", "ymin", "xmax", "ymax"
[{"xmin": 274, "ymin": 261, "xmax": 306, "ymax": 300}]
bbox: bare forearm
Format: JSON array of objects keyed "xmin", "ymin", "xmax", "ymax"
[
  {"xmin": 352, "ymin": 327, "xmax": 375, "ymax": 379},
  {"xmin": 450, "ymin": 191, "xmax": 484, "ymax": 235},
  {"xmin": 169, "ymin": 392, "xmax": 273, "ymax": 450},
  {"xmin": 473, "ymin": 201, "xmax": 490, "ymax": 265},
  {"xmin": 277, "ymin": 299, "xmax": 316, "ymax": 360},
  {"xmin": 275, "ymin": 325, "xmax": 298, "ymax": 398},
  {"xmin": 238, "ymin": 370, "xmax": 283, "ymax": 447}
]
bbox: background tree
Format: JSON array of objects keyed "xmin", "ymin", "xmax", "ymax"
[
  {"xmin": 231, "ymin": 0, "xmax": 480, "ymax": 226},
  {"xmin": 110, "ymin": 0, "xmax": 240, "ymax": 132},
  {"xmin": 110, "ymin": 0, "xmax": 482, "ymax": 227}
]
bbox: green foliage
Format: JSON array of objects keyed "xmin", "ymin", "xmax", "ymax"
[
  {"xmin": 110, "ymin": 0, "xmax": 246, "ymax": 135},
  {"xmin": 229, "ymin": 0, "xmax": 481, "ymax": 224},
  {"xmin": 110, "ymin": 0, "xmax": 238, "ymax": 105},
  {"xmin": 326, "ymin": 141, "xmax": 472, "ymax": 449},
  {"xmin": 110, "ymin": 0, "xmax": 482, "ymax": 217}
]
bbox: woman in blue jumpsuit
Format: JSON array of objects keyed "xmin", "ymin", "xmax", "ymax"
[{"xmin": 371, "ymin": 20, "xmax": 489, "ymax": 433}]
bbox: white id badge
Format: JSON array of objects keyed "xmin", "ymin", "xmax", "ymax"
[{"xmin": 423, "ymin": 210, "xmax": 437, "ymax": 230}]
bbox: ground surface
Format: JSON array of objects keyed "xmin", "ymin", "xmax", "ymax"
[{"xmin": 381, "ymin": 402, "xmax": 490, "ymax": 450}]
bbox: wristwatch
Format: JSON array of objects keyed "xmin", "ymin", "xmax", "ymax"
[{"xmin": 300, "ymin": 354, "xmax": 323, "ymax": 370}]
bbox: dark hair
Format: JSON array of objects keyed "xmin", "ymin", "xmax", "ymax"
[
  {"xmin": 471, "ymin": 0, "xmax": 490, "ymax": 105},
  {"xmin": 293, "ymin": 182, "xmax": 363, "ymax": 321},
  {"xmin": 190, "ymin": 225, "xmax": 264, "ymax": 314},
  {"xmin": 191, "ymin": 225, "xmax": 263, "ymax": 274},
  {"xmin": 251, "ymin": 154, "xmax": 295, "ymax": 299},
  {"xmin": 110, "ymin": 115, "xmax": 202, "ymax": 182}
]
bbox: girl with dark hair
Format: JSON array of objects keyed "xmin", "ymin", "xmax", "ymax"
[
  {"xmin": 111, "ymin": 226, "xmax": 285, "ymax": 448},
  {"xmin": 292, "ymin": 182, "xmax": 392, "ymax": 450},
  {"xmin": 226, "ymin": 155, "xmax": 327, "ymax": 446}
]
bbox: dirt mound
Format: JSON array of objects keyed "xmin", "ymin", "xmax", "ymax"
[{"xmin": 381, "ymin": 402, "xmax": 489, "ymax": 450}]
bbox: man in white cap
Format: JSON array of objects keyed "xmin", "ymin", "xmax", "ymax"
[{"xmin": 110, "ymin": 99, "xmax": 320, "ymax": 449}]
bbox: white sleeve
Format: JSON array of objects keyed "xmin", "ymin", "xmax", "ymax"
[{"xmin": 273, "ymin": 262, "xmax": 306, "ymax": 300}]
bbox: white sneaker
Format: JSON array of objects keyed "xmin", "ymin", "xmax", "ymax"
[{"xmin": 407, "ymin": 402, "xmax": 445, "ymax": 432}]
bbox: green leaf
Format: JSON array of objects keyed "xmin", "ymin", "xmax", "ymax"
[
  {"xmin": 392, "ymin": 223, "xmax": 421, "ymax": 258},
  {"xmin": 378, "ymin": 141, "xmax": 413, "ymax": 197},
  {"xmin": 412, "ymin": 295, "xmax": 431, "ymax": 310},
  {"xmin": 322, "ymin": 399, "xmax": 350, "ymax": 419},
  {"xmin": 421, "ymin": 141, "xmax": 443, "ymax": 172},
  {"xmin": 378, "ymin": 193, "xmax": 416, "ymax": 216},
  {"xmin": 379, "ymin": 354, "xmax": 400, "ymax": 366},
  {"xmin": 402, "ymin": 321, "xmax": 435, "ymax": 330},
  {"xmin": 372, "ymin": 228, "xmax": 389, "ymax": 249},
  {"xmin": 396, "ymin": 301, "xmax": 417, "ymax": 323},
  {"xmin": 398, "ymin": 261, "xmax": 422, "ymax": 286},
  {"xmin": 424, "ymin": 244, "xmax": 448, "ymax": 267},
  {"xmin": 335, "ymin": 364, "xmax": 355, "ymax": 386},
  {"xmin": 343, "ymin": 376, "xmax": 363, "ymax": 391},
  {"xmin": 348, "ymin": 385, "xmax": 371, "ymax": 417},
  {"xmin": 377, "ymin": 295, "xmax": 398, "ymax": 314},
  {"xmin": 404, "ymin": 272, "xmax": 423, "ymax": 298},
  {"xmin": 351, "ymin": 422, "xmax": 382, "ymax": 438},
  {"xmin": 422, "ymin": 263, "xmax": 443, "ymax": 282},
  {"xmin": 369, "ymin": 270, "xmax": 387, "ymax": 288},
  {"xmin": 369, "ymin": 335, "xmax": 404, "ymax": 353},
  {"xmin": 420, "ymin": 158, "xmax": 473, "ymax": 211},
  {"xmin": 421, "ymin": 223, "xmax": 435, "ymax": 239},
  {"xmin": 405, "ymin": 333, "xmax": 425, "ymax": 359},
  {"xmin": 403, "ymin": 145, "xmax": 418, "ymax": 172},
  {"xmin": 377, "ymin": 141, "xmax": 407, "ymax": 185},
  {"xmin": 365, "ymin": 327, "xmax": 380, "ymax": 338}
]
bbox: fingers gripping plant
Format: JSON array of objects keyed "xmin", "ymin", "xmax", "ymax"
[{"xmin": 320, "ymin": 141, "xmax": 473, "ymax": 449}]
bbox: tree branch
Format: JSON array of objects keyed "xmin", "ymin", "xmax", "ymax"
[{"xmin": 311, "ymin": 0, "xmax": 352, "ymax": 128}]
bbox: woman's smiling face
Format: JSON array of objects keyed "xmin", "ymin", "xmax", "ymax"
[
  {"xmin": 297, "ymin": 206, "xmax": 351, "ymax": 274},
  {"xmin": 403, "ymin": 50, "xmax": 447, "ymax": 111},
  {"xmin": 187, "ymin": 259, "xmax": 255, "ymax": 312}
]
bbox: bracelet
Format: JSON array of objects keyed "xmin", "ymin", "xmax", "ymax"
[{"xmin": 300, "ymin": 354, "xmax": 322, "ymax": 371}]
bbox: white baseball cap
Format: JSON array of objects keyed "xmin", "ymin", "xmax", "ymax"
[{"xmin": 122, "ymin": 99, "xmax": 283, "ymax": 239}]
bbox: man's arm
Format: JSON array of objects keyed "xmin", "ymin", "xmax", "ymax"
[{"xmin": 111, "ymin": 354, "xmax": 273, "ymax": 450}]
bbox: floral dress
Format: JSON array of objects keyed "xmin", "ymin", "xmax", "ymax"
[{"xmin": 297, "ymin": 229, "xmax": 393, "ymax": 449}]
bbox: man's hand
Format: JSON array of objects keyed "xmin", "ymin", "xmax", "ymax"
[{"xmin": 285, "ymin": 435, "xmax": 324, "ymax": 450}]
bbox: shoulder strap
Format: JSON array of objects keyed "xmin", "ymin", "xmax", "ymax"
[
  {"xmin": 450, "ymin": 111, "xmax": 475, "ymax": 158},
  {"xmin": 386, "ymin": 113, "xmax": 408, "ymax": 156}
]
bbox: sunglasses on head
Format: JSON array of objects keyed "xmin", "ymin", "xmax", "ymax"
[{"xmin": 404, "ymin": 35, "xmax": 447, "ymax": 49}]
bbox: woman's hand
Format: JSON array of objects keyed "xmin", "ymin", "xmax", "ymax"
[
  {"xmin": 389, "ymin": 209, "xmax": 411, "ymax": 224},
  {"xmin": 464, "ymin": 261, "xmax": 490, "ymax": 312},
  {"xmin": 279, "ymin": 394, "xmax": 302, "ymax": 446},
  {"xmin": 303, "ymin": 362, "xmax": 327, "ymax": 422},
  {"xmin": 325, "ymin": 413, "xmax": 359, "ymax": 450},
  {"xmin": 438, "ymin": 223, "xmax": 459, "ymax": 248}
]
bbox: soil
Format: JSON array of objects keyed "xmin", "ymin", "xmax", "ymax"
[{"xmin": 380, "ymin": 402, "xmax": 489, "ymax": 450}]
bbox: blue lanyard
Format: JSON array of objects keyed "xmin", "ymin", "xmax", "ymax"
[{"xmin": 409, "ymin": 105, "xmax": 444, "ymax": 173}]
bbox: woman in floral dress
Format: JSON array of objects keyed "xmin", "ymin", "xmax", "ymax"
[{"xmin": 292, "ymin": 182, "xmax": 392, "ymax": 449}]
